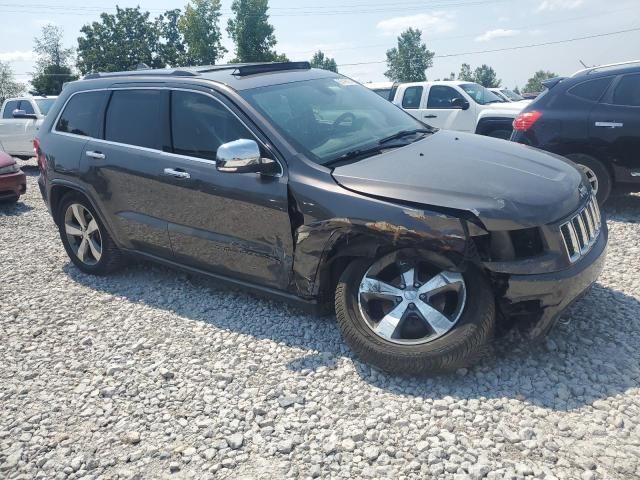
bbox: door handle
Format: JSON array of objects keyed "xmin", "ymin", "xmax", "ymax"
[
  {"xmin": 594, "ymin": 122, "xmax": 623, "ymax": 128},
  {"xmin": 163, "ymin": 168, "xmax": 191, "ymax": 179},
  {"xmin": 424, "ymin": 114, "xmax": 438, "ymax": 118},
  {"xmin": 86, "ymin": 150, "xmax": 105, "ymax": 160}
]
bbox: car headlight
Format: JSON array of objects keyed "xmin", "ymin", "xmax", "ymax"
[{"xmin": 0, "ymin": 163, "xmax": 19, "ymax": 175}]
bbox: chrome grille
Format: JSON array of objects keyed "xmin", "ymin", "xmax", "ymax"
[{"xmin": 560, "ymin": 196, "xmax": 601, "ymax": 263}]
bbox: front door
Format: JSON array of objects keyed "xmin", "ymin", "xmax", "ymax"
[{"xmin": 0, "ymin": 100, "xmax": 36, "ymax": 155}]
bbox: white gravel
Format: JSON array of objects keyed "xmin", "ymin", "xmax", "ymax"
[{"xmin": 1, "ymin": 162, "xmax": 640, "ymax": 479}]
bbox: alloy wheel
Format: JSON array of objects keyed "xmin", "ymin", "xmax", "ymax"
[
  {"xmin": 64, "ymin": 203, "xmax": 103, "ymax": 265},
  {"xmin": 357, "ymin": 256, "xmax": 467, "ymax": 345},
  {"xmin": 577, "ymin": 164, "xmax": 599, "ymax": 195}
]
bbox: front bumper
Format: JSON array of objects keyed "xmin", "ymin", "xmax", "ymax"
[
  {"xmin": 496, "ymin": 220, "xmax": 608, "ymax": 339},
  {"xmin": 0, "ymin": 170, "xmax": 27, "ymax": 201}
]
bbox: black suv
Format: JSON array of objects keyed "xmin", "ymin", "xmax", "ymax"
[
  {"xmin": 36, "ymin": 62, "xmax": 607, "ymax": 375},
  {"xmin": 511, "ymin": 60, "xmax": 640, "ymax": 204}
]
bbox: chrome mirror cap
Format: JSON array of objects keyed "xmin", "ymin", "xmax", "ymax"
[{"xmin": 216, "ymin": 139, "xmax": 280, "ymax": 176}]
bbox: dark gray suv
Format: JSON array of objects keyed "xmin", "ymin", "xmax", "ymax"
[{"xmin": 36, "ymin": 62, "xmax": 607, "ymax": 375}]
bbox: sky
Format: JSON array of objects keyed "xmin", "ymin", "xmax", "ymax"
[{"xmin": 1, "ymin": 0, "xmax": 639, "ymax": 90}]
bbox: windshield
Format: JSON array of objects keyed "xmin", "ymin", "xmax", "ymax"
[
  {"xmin": 35, "ymin": 98, "xmax": 56, "ymax": 115},
  {"xmin": 501, "ymin": 89, "xmax": 525, "ymax": 101},
  {"xmin": 459, "ymin": 83, "xmax": 504, "ymax": 105},
  {"xmin": 241, "ymin": 77, "xmax": 426, "ymax": 165}
]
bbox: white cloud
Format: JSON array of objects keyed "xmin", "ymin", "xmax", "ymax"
[
  {"xmin": 376, "ymin": 12, "xmax": 455, "ymax": 37},
  {"xmin": 537, "ymin": 0, "xmax": 584, "ymax": 12},
  {"xmin": 0, "ymin": 51, "xmax": 37, "ymax": 63},
  {"xmin": 475, "ymin": 29, "xmax": 521, "ymax": 42}
]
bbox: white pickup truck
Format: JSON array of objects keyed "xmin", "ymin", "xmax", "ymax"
[
  {"xmin": 366, "ymin": 81, "xmax": 524, "ymax": 139},
  {"xmin": 0, "ymin": 96, "xmax": 57, "ymax": 158}
]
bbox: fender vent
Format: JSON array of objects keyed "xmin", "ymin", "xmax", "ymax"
[{"xmin": 560, "ymin": 196, "xmax": 601, "ymax": 262}]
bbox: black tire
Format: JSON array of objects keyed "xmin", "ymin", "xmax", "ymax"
[
  {"xmin": 566, "ymin": 153, "xmax": 611, "ymax": 205},
  {"xmin": 487, "ymin": 129, "xmax": 512, "ymax": 140},
  {"xmin": 57, "ymin": 192, "xmax": 124, "ymax": 275},
  {"xmin": 335, "ymin": 255, "xmax": 495, "ymax": 375}
]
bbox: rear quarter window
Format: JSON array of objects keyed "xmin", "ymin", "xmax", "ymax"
[
  {"xmin": 56, "ymin": 91, "xmax": 109, "ymax": 137},
  {"xmin": 567, "ymin": 77, "xmax": 613, "ymax": 102}
]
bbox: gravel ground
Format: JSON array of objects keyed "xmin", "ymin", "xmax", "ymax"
[{"xmin": 1, "ymin": 161, "xmax": 640, "ymax": 480}]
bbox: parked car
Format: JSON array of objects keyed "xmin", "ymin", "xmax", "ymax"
[
  {"xmin": 0, "ymin": 96, "xmax": 57, "ymax": 159},
  {"xmin": 521, "ymin": 92, "xmax": 540, "ymax": 100},
  {"xmin": 511, "ymin": 60, "xmax": 640, "ymax": 204},
  {"xmin": 36, "ymin": 62, "xmax": 607, "ymax": 375},
  {"xmin": 0, "ymin": 151, "xmax": 26, "ymax": 203},
  {"xmin": 488, "ymin": 87, "xmax": 531, "ymax": 105},
  {"xmin": 368, "ymin": 81, "xmax": 525, "ymax": 139}
]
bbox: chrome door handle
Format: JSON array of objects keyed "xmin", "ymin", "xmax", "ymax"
[
  {"xmin": 86, "ymin": 151, "xmax": 105, "ymax": 159},
  {"xmin": 595, "ymin": 122, "xmax": 623, "ymax": 128},
  {"xmin": 163, "ymin": 168, "xmax": 191, "ymax": 179}
]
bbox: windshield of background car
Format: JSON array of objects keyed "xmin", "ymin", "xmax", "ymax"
[
  {"xmin": 502, "ymin": 89, "xmax": 525, "ymax": 101},
  {"xmin": 241, "ymin": 77, "xmax": 426, "ymax": 165},
  {"xmin": 35, "ymin": 99, "xmax": 56, "ymax": 115},
  {"xmin": 460, "ymin": 83, "xmax": 504, "ymax": 105}
]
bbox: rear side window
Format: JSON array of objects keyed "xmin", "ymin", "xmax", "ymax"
[
  {"xmin": 105, "ymin": 90, "xmax": 171, "ymax": 151},
  {"xmin": 56, "ymin": 91, "xmax": 109, "ymax": 137},
  {"xmin": 402, "ymin": 86, "xmax": 423, "ymax": 109},
  {"xmin": 568, "ymin": 77, "xmax": 612, "ymax": 102},
  {"xmin": 427, "ymin": 85, "xmax": 465, "ymax": 108},
  {"xmin": 171, "ymin": 91, "xmax": 253, "ymax": 161},
  {"xmin": 2, "ymin": 100, "xmax": 19, "ymax": 118},
  {"xmin": 612, "ymin": 74, "xmax": 640, "ymax": 107}
]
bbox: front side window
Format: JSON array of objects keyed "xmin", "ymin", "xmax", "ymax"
[
  {"xmin": 568, "ymin": 77, "xmax": 612, "ymax": 102},
  {"xmin": 501, "ymin": 89, "xmax": 525, "ymax": 101},
  {"xmin": 20, "ymin": 101, "xmax": 35, "ymax": 114},
  {"xmin": 427, "ymin": 85, "xmax": 465, "ymax": 109},
  {"xmin": 612, "ymin": 74, "xmax": 640, "ymax": 107},
  {"xmin": 35, "ymin": 98, "xmax": 56, "ymax": 115},
  {"xmin": 2, "ymin": 100, "xmax": 19, "ymax": 119},
  {"xmin": 56, "ymin": 91, "xmax": 109, "ymax": 137},
  {"xmin": 171, "ymin": 91, "xmax": 253, "ymax": 161},
  {"xmin": 459, "ymin": 83, "xmax": 503, "ymax": 105},
  {"xmin": 402, "ymin": 86, "xmax": 423, "ymax": 109},
  {"xmin": 105, "ymin": 90, "xmax": 171, "ymax": 150},
  {"xmin": 241, "ymin": 77, "xmax": 427, "ymax": 165}
]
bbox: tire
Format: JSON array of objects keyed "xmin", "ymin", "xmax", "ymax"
[
  {"xmin": 487, "ymin": 129, "xmax": 512, "ymax": 140},
  {"xmin": 335, "ymin": 252, "xmax": 495, "ymax": 375},
  {"xmin": 566, "ymin": 153, "xmax": 611, "ymax": 205},
  {"xmin": 57, "ymin": 192, "xmax": 124, "ymax": 275}
]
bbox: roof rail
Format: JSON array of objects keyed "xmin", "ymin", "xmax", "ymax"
[
  {"xmin": 83, "ymin": 69, "xmax": 200, "ymax": 80},
  {"xmin": 572, "ymin": 59, "xmax": 640, "ymax": 77},
  {"xmin": 232, "ymin": 62, "xmax": 311, "ymax": 76}
]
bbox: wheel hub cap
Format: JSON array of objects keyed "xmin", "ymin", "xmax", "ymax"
[{"xmin": 63, "ymin": 203, "xmax": 103, "ymax": 266}]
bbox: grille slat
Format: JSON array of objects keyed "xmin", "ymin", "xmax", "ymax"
[{"xmin": 560, "ymin": 196, "xmax": 601, "ymax": 263}]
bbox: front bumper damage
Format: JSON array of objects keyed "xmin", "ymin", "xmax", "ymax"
[{"xmin": 493, "ymin": 221, "xmax": 608, "ymax": 339}]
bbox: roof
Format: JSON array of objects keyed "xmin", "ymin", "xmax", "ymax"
[{"xmin": 78, "ymin": 62, "xmax": 339, "ymax": 91}]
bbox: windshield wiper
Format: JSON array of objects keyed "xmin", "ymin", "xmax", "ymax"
[
  {"xmin": 324, "ymin": 145, "xmax": 386, "ymax": 167},
  {"xmin": 378, "ymin": 128, "xmax": 432, "ymax": 145}
]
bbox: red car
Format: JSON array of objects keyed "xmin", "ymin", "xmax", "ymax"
[{"xmin": 0, "ymin": 152, "xmax": 26, "ymax": 203}]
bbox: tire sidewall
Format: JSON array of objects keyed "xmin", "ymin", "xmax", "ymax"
[{"xmin": 567, "ymin": 153, "xmax": 611, "ymax": 205}]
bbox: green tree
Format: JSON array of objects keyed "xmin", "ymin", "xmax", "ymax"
[
  {"xmin": 77, "ymin": 7, "xmax": 163, "ymax": 74},
  {"xmin": 310, "ymin": 50, "xmax": 337, "ymax": 72},
  {"xmin": 384, "ymin": 28, "xmax": 434, "ymax": 82},
  {"xmin": 31, "ymin": 25, "xmax": 77, "ymax": 95},
  {"xmin": 513, "ymin": 85, "xmax": 521, "ymax": 94},
  {"xmin": 227, "ymin": 0, "xmax": 285, "ymax": 62},
  {"xmin": 473, "ymin": 64, "xmax": 501, "ymax": 87},
  {"xmin": 156, "ymin": 9, "xmax": 187, "ymax": 67},
  {"xmin": 458, "ymin": 63, "xmax": 474, "ymax": 82},
  {"xmin": 523, "ymin": 70, "xmax": 558, "ymax": 93},
  {"xmin": 179, "ymin": 0, "xmax": 226, "ymax": 66},
  {"xmin": 0, "ymin": 62, "xmax": 25, "ymax": 103}
]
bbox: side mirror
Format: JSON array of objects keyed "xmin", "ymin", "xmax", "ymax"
[
  {"xmin": 451, "ymin": 98, "xmax": 470, "ymax": 110},
  {"xmin": 12, "ymin": 109, "xmax": 38, "ymax": 120},
  {"xmin": 216, "ymin": 139, "xmax": 280, "ymax": 176}
]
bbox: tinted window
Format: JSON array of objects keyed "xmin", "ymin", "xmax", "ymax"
[
  {"xmin": 35, "ymin": 98, "xmax": 56, "ymax": 115},
  {"xmin": 2, "ymin": 100, "xmax": 19, "ymax": 119},
  {"xmin": 612, "ymin": 74, "xmax": 640, "ymax": 107},
  {"xmin": 402, "ymin": 86, "xmax": 423, "ymax": 109},
  {"xmin": 105, "ymin": 90, "xmax": 170, "ymax": 150},
  {"xmin": 56, "ymin": 91, "xmax": 108, "ymax": 137},
  {"xmin": 171, "ymin": 91, "xmax": 253, "ymax": 161},
  {"xmin": 427, "ymin": 85, "xmax": 465, "ymax": 108},
  {"xmin": 373, "ymin": 88, "xmax": 392, "ymax": 100},
  {"xmin": 568, "ymin": 77, "xmax": 612, "ymax": 102},
  {"xmin": 20, "ymin": 101, "xmax": 35, "ymax": 114}
]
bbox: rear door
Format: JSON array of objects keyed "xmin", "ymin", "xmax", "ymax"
[
  {"xmin": 589, "ymin": 73, "xmax": 640, "ymax": 174},
  {"xmin": 396, "ymin": 85, "xmax": 426, "ymax": 121},
  {"xmin": 423, "ymin": 85, "xmax": 476, "ymax": 132}
]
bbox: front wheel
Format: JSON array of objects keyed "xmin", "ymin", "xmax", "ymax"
[
  {"xmin": 566, "ymin": 153, "xmax": 611, "ymax": 205},
  {"xmin": 335, "ymin": 251, "xmax": 495, "ymax": 375}
]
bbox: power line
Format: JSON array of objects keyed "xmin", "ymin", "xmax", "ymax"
[{"xmin": 337, "ymin": 27, "xmax": 640, "ymax": 67}]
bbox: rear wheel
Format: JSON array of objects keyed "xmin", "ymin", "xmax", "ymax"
[
  {"xmin": 566, "ymin": 153, "xmax": 611, "ymax": 205},
  {"xmin": 57, "ymin": 192, "xmax": 124, "ymax": 275},
  {"xmin": 335, "ymin": 250, "xmax": 495, "ymax": 375}
]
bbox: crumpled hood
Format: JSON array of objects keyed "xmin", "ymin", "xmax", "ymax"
[{"xmin": 332, "ymin": 130, "xmax": 586, "ymax": 230}]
